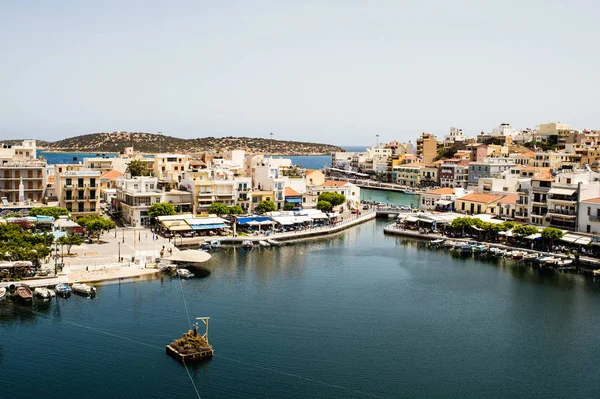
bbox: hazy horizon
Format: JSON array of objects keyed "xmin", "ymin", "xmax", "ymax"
[{"xmin": 2, "ymin": 1, "xmax": 599, "ymax": 145}]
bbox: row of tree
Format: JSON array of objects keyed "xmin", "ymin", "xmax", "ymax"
[{"xmin": 449, "ymin": 217, "xmax": 564, "ymax": 245}]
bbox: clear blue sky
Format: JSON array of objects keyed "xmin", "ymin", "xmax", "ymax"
[{"xmin": 1, "ymin": 0, "xmax": 598, "ymax": 146}]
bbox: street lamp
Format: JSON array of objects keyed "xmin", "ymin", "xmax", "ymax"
[
  {"xmin": 118, "ymin": 241, "xmax": 121, "ymax": 263},
  {"xmin": 52, "ymin": 243, "xmax": 60, "ymax": 276},
  {"xmin": 122, "ymin": 228, "xmax": 125, "ymax": 243}
]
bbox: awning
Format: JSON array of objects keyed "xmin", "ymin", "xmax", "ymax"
[
  {"xmin": 285, "ymin": 197, "xmax": 302, "ymax": 203},
  {"xmin": 237, "ymin": 216, "xmax": 272, "ymax": 225},
  {"xmin": 525, "ymin": 233, "xmax": 542, "ymax": 240},
  {"xmin": 272, "ymin": 216, "xmax": 295, "ymax": 226},
  {"xmin": 435, "ymin": 200, "xmax": 453, "ymax": 206},
  {"xmin": 295, "ymin": 215, "xmax": 312, "ymax": 223},
  {"xmin": 560, "ymin": 234, "xmax": 579, "ymax": 243},
  {"xmin": 548, "ymin": 188, "xmax": 577, "ymax": 196},
  {"xmin": 186, "ymin": 217, "xmax": 228, "ymax": 226},
  {"xmin": 574, "ymin": 236, "xmax": 592, "ymax": 245},
  {"xmin": 169, "ymin": 225, "xmax": 192, "ymax": 231},
  {"xmin": 405, "ymin": 216, "xmax": 419, "ymax": 222},
  {"xmin": 191, "ymin": 223, "xmax": 227, "ymax": 230}
]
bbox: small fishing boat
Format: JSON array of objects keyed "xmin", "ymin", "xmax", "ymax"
[
  {"xmin": 558, "ymin": 259, "xmax": 573, "ymax": 266},
  {"xmin": 71, "ymin": 283, "xmax": 97, "ymax": 296},
  {"xmin": 460, "ymin": 244, "xmax": 473, "ymax": 254},
  {"xmin": 0, "ymin": 287, "xmax": 6, "ymax": 299},
  {"xmin": 472, "ymin": 244, "xmax": 488, "ymax": 253},
  {"xmin": 16, "ymin": 285, "xmax": 33, "ymax": 302},
  {"xmin": 511, "ymin": 251, "xmax": 525, "ymax": 260},
  {"xmin": 258, "ymin": 240, "xmax": 270, "ymax": 248},
  {"xmin": 403, "ymin": 189, "xmax": 419, "ymax": 195},
  {"xmin": 429, "ymin": 239, "xmax": 444, "ymax": 247},
  {"xmin": 34, "ymin": 287, "xmax": 55, "ymax": 299},
  {"xmin": 209, "ymin": 240, "xmax": 221, "ymax": 248},
  {"xmin": 241, "ymin": 240, "xmax": 253, "ymax": 249},
  {"xmin": 523, "ymin": 253, "xmax": 538, "ymax": 261},
  {"xmin": 177, "ymin": 268, "xmax": 194, "ymax": 278},
  {"xmin": 55, "ymin": 283, "xmax": 72, "ymax": 296}
]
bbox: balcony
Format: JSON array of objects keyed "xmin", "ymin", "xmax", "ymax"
[
  {"xmin": 589, "ymin": 215, "xmax": 600, "ymax": 222},
  {"xmin": 547, "ymin": 209, "xmax": 577, "ymax": 217},
  {"xmin": 548, "ymin": 196, "xmax": 577, "ymax": 205}
]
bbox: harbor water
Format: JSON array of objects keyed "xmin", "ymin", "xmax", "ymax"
[{"xmin": 2, "ymin": 220, "xmax": 600, "ymax": 398}]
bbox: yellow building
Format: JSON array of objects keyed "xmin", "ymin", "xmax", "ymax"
[
  {"xmin": 455, "ymin": 192, "xmax": 503, "ymax": 215},
  {"xmin": 55, "ymin": 166, "xmax": 102, "ymax": 218},
  {"xmin": 305, "ymin": 169, "xmax": 325, "ymax": 186},
  {"xmin": 416, "ymin": 133, "xmax": 438, "ymax": 163},
  {"xmin": 251, "ymin": 190, "xmax": 275, "ymax": 212}
]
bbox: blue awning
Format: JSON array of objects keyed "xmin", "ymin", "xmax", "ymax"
[
  {"xmin": 237, "ymin": 216, "xmax": 272, "ymax": 225},
  {"xmin": 285, "ymin": 197, "xmax": 302, "ymax": 203},
  {"xmin": 190, "ymin": 223, "xmax": 227, "ymax": 230}
]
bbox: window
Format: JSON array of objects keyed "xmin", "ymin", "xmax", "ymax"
[
  {"xmin": 90, "ymin": 190, "xmax": 96, "ymax": 200},
  {"xmin": 589, "ymin": 207, "xmax": 591, "ymax": 216},
  {"xmin": 78, "ymin": 178, "xmax": 84, "ymax": 187},
  {"xmin": 78, "ymin": 203, "xmax": 84, "ymax": 212},
  {"xmin": 90, "ymin": 202, "xmax": 96, "ymax": 211},
  {"xmin": 90, "ymin": 178, "xmax": 96, "ymax": 188}
]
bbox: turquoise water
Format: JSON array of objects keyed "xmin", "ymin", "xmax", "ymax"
[
  {"xmin": 2, "ymin": 220, "xmax": 600, "ymax": 398},
  {"xmin": 360, "ymin": 188, "xmax": 417, "ymax": 207}
]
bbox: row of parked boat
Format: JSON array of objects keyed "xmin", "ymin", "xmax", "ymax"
[
  {"xmin": 429, "ymin": 239, "xmax": 574, "ymax": 266},
  {"xmin": 0, "ymin": 282, "xmax": 97, "ymax": 303}
]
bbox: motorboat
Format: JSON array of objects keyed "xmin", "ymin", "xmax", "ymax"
[
  {"xmin": 34, "ymin": 287, "xmax": 55, "ymax": 299},
  {"xmin": 241, "ymin": 240, "xmax": 254, "ymax": 249},
  {"xmin": 16, "ymin": 285, "xmax": 33, "ymax": 302},
  {"xmin": 0, "ymin": 287, "xmax": 6, "ymax": 299},
  {"xmin": 460, "ymin": 244, "xmax": 473, "ymax": 254},
  {"xmin": 429, "ymin": 239, "xmax": 444, "ymax": 247},
  {"xmin": 403, "ymin": 189, "xmax": 419, "ymax": 195},
  {"xmin": 558, "ymin": 259, "xmax": 573, "ymax": 266},
  {"xmin": 523, "ymin": 253, "xmax": 538, "ymax": 261},
  {"xmin": 55, "ymin": 283, "xmax": 72, "ymax": 296},
  {"xmin": 209, "ymin": 240, "xmax": 221, "ymax": 248},
  {"xmin": 472, "ymin": 244, "xmax": 488, "ymax": 253},
  {"xmin": 511, "ymin": 251, "xmax": 525, "ymax": 260},
  {"xmin": 258, "ymin": 240, "xmax": 271, "ymax": 248},
  {"xmin": 177, "ymin": 268, "xmax": 194, "ymax": 278},
  {"xmin": 71, "ymin": 283, "xmax": 97, "ymax": 296},
  {"xmin": 158, "ymin": 262, "xmax": 176, "ymax": 272}
]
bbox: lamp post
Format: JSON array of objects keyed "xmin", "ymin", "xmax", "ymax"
[
  {"xmin": 52, "ymin": 243, "xmax": 60, "ymax": 276},
  {"xmin": 118, "ymin": 241, "xmax": 121, "ymax": 263},
  {"xmin": 61, "ymin": 243, "xmax": 64, "ymax": 263},
  {"xmin": 122, "ymin": 228, "xmax": 125, "ymax": 243}
]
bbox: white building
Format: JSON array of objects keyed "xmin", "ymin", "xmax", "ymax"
[
  {"xmin": 308, "ymin": 180, "xmax": 361, "ymax": 210},
  {"xmin": 578, "ymin": 198, "xmax": 600, "ymax": 234}
]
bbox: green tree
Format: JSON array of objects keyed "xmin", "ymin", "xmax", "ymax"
[
  {"xmin": 5, "ymin": 211, "xmax": 23, "ymax": 218},
  {"xmin": 148, "ymin": 202, "xmax": 176, "ymax": 218},
  {"xmin": 318, "ymin": 192, "xmax": 346, "ymax": 207},
  {"xmin": 228, "ymin": 205, "xmax": 244, "ymax": 215},
  {"xmin": 77, "ymin": 214, "xmax": 116, "ymax": 242},
  {"xmin": 316, "ymin": 200, "xmax": 332, "ymax": 212},
  {"xmin": 512, "ymin": 225, "xmax": 539, "ymax": 237},
  {"xmin": 208, "ymin": 202, "xmax": 230, "ymax": 215},
  {"xmin": 541, "ymin": 227, "xmax": 564, "ymax": 249},
  {"xmin": 27, "ymin": 207, "xmax": 70, "ymax": 219},
  {"xmin": 0, "ymin": 223, "xmax": 53, "ymax": 263},
  {"xmin": 57, "ymin": 233, "xmax": 84, "ymax": 255},
  {"xmin": 255, "ymin": 200, "xmax": 277, "ymax": 214},
  {"xmin": 283, "ymin": 202, "xmax": 296, "ymax": 211},
  {"xmin": 126, "ymin": 159, "xmax": 152, "ymax": 177}
]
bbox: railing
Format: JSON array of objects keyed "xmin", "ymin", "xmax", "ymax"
[
  {"xmin": 589, "ymin": 215, "xmax": 600, "ymax": 222},
  {"xmin": 548, "ymin": 209, "xmax": 577, "ymax": 216}
]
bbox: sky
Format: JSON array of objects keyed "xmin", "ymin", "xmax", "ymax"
[{"xmin": 1, "ymin": 0, "xmax": 599, "ymax": 146}]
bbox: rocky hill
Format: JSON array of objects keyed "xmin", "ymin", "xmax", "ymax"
[{"xmin": 18, "ymin": 132, "xmax": 343, "ymax": 155}]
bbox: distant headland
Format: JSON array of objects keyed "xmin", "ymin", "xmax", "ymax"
[{"xmin": 4, "ymin": 132, "xmax": 344, "ymax": 155}]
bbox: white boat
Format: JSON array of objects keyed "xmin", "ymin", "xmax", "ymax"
[
  {"xmin": 241, "ymin": 240, "xmax": 253, "ymax": 249},
  {"xmin": 403, "ymin": 189, "xmax": 419, "ymax": 195},
  {"xmin": 177, "ymin": 269, "xmax": 194, "ymax": 278},
  {"xmin": 71, "ymin": 283, "xmax": 97, "ymax": 296},
  {"xmin": 158, "ymin": 261, "xmax": 175, "ymax": 272},
  {"xmin": 558, "ymin": 259, "xmax": 573, "ymax": 266},
  {"xmin": 209, "ymin": 240, "xmax": 221, "ymax": 248},
  {"xmin": 258, "ymin": 240, "xmax": 271, "ymax": 248},
  {"xmin": 0, "ymin": 287, "xmax": 6, "ymax": 299},
  {"xmin": 34, "ymin": 287, "xmax": 55, "ymax": 299},
  {"xmin": 523, "ymin": 253, "xmax": 538, "ymax": 261}
]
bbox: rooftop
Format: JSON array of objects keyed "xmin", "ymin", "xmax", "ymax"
[
  {"xmin": 581, "ymin": 197, "xmax": 600, "ymax": 204},
  {"xmin": 321, "ymin": 180, "xmax": 348, "ymax": 187},
  {"xmin": 284, "ymin": 187, "xmax": 301, "ymax": 197},
  {"xmin": 425, "ymin": 188, "xmax": 454, "ymax": 195},
  {"xmin": 458, "ymin": 192, "xmax": 503, "ymax": 203},
  {"xmin": 498, "ymin": 193, "xmax": 519, "ymax": 205},
  {"xmin": 100, "ymin": 169, "xmax": 123, "ymax": 180}
]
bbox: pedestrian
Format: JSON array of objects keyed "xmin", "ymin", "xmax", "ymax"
[
  {"xmin": 160, "ymin": 249, "xmax": 164, "ymax": 257},
  {"xmin": 168, "ymin": 248, "xmax": 173, "ymax": 256}
]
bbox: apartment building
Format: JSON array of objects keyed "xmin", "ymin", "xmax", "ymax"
[
  {"xmin": 419, "ymin": 187, "xmax": 456, "ymax": 211},
  {"xmin": 455, "ymin": 193, "xmax": 503, "ymax": 215},
  {"xmin": 439, "ymin": 159, "xmax": 470, "ymax": 189},
  {"xmin": 392, "ymin": 163, "xmax": 423, "ymax": 187},
  {"xmin": 416, "ymin": 133, "xmax": 437, "ymax": 163},
  {"xmin": 578, "ymin": 198, "xmax": 600, "ymax": 234},
  {"xmin": 55, "ymin": 166, "xmax": 102, "ymax": 218},
  {"xmin": 154, "ymin": 153, "xmax": 189, "ymax": 185},
  {"xmin": 467, "ymin": 158, "xmax": 515, "ymax": 187},
  {"xmin": 0, "ymin": 161, "xmax": 47, "ymax": 204},
  {"xmin": 115, "ymin": 176, "xmax": 162, "ymax": 226}
]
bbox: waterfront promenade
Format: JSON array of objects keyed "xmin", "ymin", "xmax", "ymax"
[{"xmin": 383, "ymin": 223, "xmax": 600, "ymax": 271}]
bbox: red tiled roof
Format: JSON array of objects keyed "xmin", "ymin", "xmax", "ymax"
[
  {"xmin": 581, "ymin": 197, "xmax": 600, "ymax": 204},
  {"xmin": 425, "ymin": 188, "xmax": 454, "ymax": 195},
  {"xmin": 100, "ymin": 170, "xmax": 123, "ymax": 180},
  {"xmin": 321, "ymin": 180, "xmax": 348, "ymax": 187},
  {"xmin": 284, "ymin": 187, "xmax": 301, "ymax": 197},
  {"xmin": 457, "ymin": 193, "xmax": 503, "ymax": 203},
  {"xmin": 498, "ymin": 193, "xmax": 518, "ymax": 205}
]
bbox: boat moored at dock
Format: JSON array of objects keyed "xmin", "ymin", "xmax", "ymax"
[
  {"xmin": 72, "ymin": 283, "xmax": 97, "ymax": 296},
  {"xmin": 55, "ymin": 283, "xmax": 72, "ymax": 296},
  {"xmin": 16, "ymin": 285, "xmax": 33, "ymax": 302},
  {"xmin": 34, "ymin": 287, "xmax": 56, "ymax": 299}
]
